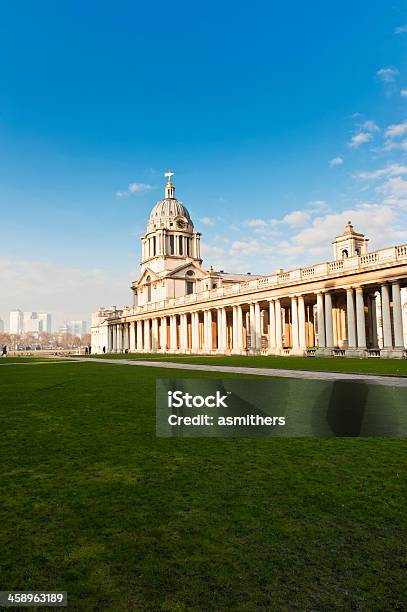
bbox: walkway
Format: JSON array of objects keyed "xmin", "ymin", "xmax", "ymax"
[{"xmin": 63, "ymin": 357, "xmax": 407, "ymax": 388}]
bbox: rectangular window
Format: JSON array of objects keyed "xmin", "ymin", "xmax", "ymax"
[
  {"xmin": 170, "ymin": 235, "xmax": 174, "ymax": 255},
  {"xmin": 153, "ymin": 236, "xmax": 156, "ymax": 256},
  {"xmin": 186, "ymin": 281, "xmax": 194, "ymax": 295},
  {"xmin": 179, "ymin": 236, "xmax": 183, "ymax": 255},
  {"xmin": 186, "ymin": 238, "xmax": 190, "ymax": 256}
]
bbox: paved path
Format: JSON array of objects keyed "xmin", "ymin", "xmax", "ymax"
[{"xmin": 50, "ymin": 356, "xmax": 407, "ymax": 388}]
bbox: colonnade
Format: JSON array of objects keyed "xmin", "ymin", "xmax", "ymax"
[{"xmin": 105, "ymin": 281, "xmax": 405, "ymax": 358}]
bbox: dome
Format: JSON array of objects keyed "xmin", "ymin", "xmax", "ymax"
[
  {"xmin": 146, "ymin": 174, "xmax": 194, "ymax": 233},
  {"xmin": 149, "ymin": 198, "xmax": 191, "ymax": 222}
]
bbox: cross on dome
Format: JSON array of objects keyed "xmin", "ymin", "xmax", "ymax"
[{"xmin": 164, "ymin": 170, "xmax": 175, "ymax": 199}]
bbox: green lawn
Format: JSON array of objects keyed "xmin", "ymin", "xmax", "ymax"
[
  {"xmin": 0, "ymin": 362, "xmax": 405, "ymax": 610},
  {"xmin": 85, "ymin": 352, "xmax": 407, "ymax": 377}
]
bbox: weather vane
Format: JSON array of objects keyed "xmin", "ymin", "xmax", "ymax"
[{"xmin": 164, "ymin": 171, "xmax": 174, "ymax": 180}]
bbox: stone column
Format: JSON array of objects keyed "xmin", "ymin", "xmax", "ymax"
[
  {"xmin": 216, "ymin": 308, "xmax": 223, "ymax": 352},
  {"xmin": 143, "ymin": 320, "xmax": 151, "ymax": 352},
  {"xmin": 291, "ymin": 297, "xmax": 299, "ymax": 350},
  {"xmin": 152, "ymin": 318, "xmax": 159, "ymax": 352},
  {"xmin": 237, "ymin": 305, "xmax": 244, "ymax": 352},
  {"xmin": 325, "ymin": 292, "xmax": 334, "ymax": 349},
  {"xmin": 232, "ymin": 306, "xmax": 238, "ymax": 353},
  {"xmin": 170, "ymin": 315, "xmax": 177, "ymax": 351},
  {"xmin": 370, "ymin": 294, "xmax": 379, "ymax": 348},
  {"xmin": 275, "ymin": 299, "xmax": 282, "ymax": 350},
  {"xmin": 203, "ymin": 310, "xmax": 210, "ymax": 352},
  {"xmin": 221, "ymin": 308, "xmax": 227, "ymax": 352},
  {"xmin": 298, "ymin": 295, "xmax": 306, "ymax": 350},
  {"xmin": 129, "ymin": 322, "xmax": 136, "ymax": 352},
  {"xmin": 113, "ymin": 325, "xmax": 117, "ymax": 352},
  {"xmin": 346, "ymin": 288, "xmax": 357, "ymax": 349},
  {"xmin": 392, "ymin": 282, "xmax": 404, "ymax": 348},
  {"xmin": 208, "ymin": 310, "xmax": 213, "ymax": 351},
  {"xmin": 254, "ymin": 302, "xmax": 261, "ymax": 351},
  {"xmin": 116, "ymin": 325, "xmax": 121, "ymax": 352},
  {"xmin": 160, "ymin": 317, "xmax": 167, "ymax": 351},
  {"xmin": 381, "ymin": 284, "xmax": 392, "ymax": 349},
  {"xmin": 180, "ymin": 314, "xmax": 188, "ymax": 351},
  {"xmin": 136, "ymin": 320, "xmax": 143, "ymax": 351},
  {"xmin": 249, "ymin": 303, "xmax": 255, "ymax": 352},
  {"xmin": 316, "ymin": 292, "xmax": 326, "ymax": 348},
  {"xmin": 268, "ymin": 300, "xmax": 276, "ymax": 351},
  {"xmin": 355, "ymin": 287, "xmax": 366, "ymax": 349},
  {"xmin": 191, "ymin": 312, "xmax": 198, "ymax": 352},
  {"xmin": 122, "ymin": 324, "xmax": 127, "ymax": 352}
]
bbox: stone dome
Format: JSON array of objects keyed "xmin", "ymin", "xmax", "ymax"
[
  {"xmin": 146, "ymin": 174, "xmax": 194, "ymax": 233},
  {"xmin": 149, "ymin": 198, "xmax": 191, "ymax": 222}
]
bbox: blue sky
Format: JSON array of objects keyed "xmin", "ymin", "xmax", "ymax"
[{"xmin": 1, "ymin": 1, "xmax": 407, "ymax": 328}]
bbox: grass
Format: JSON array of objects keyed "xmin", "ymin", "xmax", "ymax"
[
  {"xmin": 0, "ymin": 356, "xmax": 54, "ymax": 363},
  {"xmin": 83, "ymin": 352, "xmax": 407, "ymax": 377},
  {"xmin": 0, "ymin": 361, "xmax": 406, "ymax": 610}
]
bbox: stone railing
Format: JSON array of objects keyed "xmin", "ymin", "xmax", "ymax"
[{"xmin": 120, "ymin": 243, "xmax": 407, "ymax": 318}]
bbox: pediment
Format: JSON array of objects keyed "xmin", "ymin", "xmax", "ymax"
[
  {"xmin": 166, "ymin": 262, "xmax": 205, "ymax": 278},
  {"xmin": 135, "ymin": 267, "xmax": 159, "ymax": 287}
]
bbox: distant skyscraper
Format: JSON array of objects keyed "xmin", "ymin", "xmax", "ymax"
[
  {"xmin": 38, "ymin": 313, "xmax": 52, "ymax": 333},
  {"xmin": 68, "ymin": 320, "xmax": 88, "ymax": 337},
  {"xmin": 9, "ymin": 310, "xmax": 52, "ymax": 335},
  {"xmin": 0, "ymin": 317, "xmax": 4, "ymax": 333},
  {"xmin": 10, "ymin": 310, "xmax": 23, "ymax": 334},
  {"xmin": 24, "ymin": 312, "xmax": 39, "ymax": 333}
]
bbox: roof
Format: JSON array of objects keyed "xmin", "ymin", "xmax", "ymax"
[{"xmin": 149, "ymin": 198, "xmax": 190, "ymax": 221}]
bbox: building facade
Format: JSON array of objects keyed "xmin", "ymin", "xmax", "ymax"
[
  {"xmin": 91, "ymin": 175, "xmax": 407, "ymax": 358},
  {"xmin": 9, "ymin": 310, "xmax": 24, "ymax": 334}
]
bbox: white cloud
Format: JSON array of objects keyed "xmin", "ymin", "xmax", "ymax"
[
  {"xmin": 307, "ymin": 200, "xmax": 328, "ymax": 212},
  {"xmin": 379, "ymin": 176, "xmax": 407, "ymax": 201},
  {"xmin": 385, "ymin": 120, "xmax": 407, "ymax": 139},
  {"xmin": 291, "ymin": 205, "xmax": 399, "ymax": 252},
  {"xmin": 376, "ymin": 67, "xmax": 399, "ymax": 82},
  {"xmin": 356, "ymin": 164, "xmax": 407, "ymax": 180},
  {"xmin": 362, "ymin": 120, "xmax": 379, "ymax": 132},
  {"xmin": 199, "ymin": 217, "xmax": 215, "ymax": 225},
  {"xmin": 128, "ymin": 182, "xmax": 153, "ymax": 193},
  {"xmin": 282, "ymin": 210, "xmax": 310, "ymax": 227},
  {"xmin": 202, "ymin": 245, "xmax": 225, "ymax": 257},
  {"xmin": 329, "ymin": 156, "xmax": 343, "ymax": 167},
  {"xmin": 243, "ymin": 219, "xmax": 269, "ymax": 227},
  {"xmin": 229, "ymin": 240, "xmax": 263, "ymax": 256},
  {"xmin": 116, "ymin": 181, "xmax": 153, "ymax": 197},
  {"xmin": 400, "ymin": 89, "xmax": 407, "ymax": 97},
  {"xmin": 349, "ymin": 132, "xmax": 372, "ymax": 148},
  {"xmin": 382, "ymin": 139, "xmax": 407, "ymax": 152},
  {"xmin": 395, "ymin": 24, "xmax": 407, "ymax": 34}
]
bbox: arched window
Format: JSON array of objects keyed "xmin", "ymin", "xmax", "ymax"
[
  {"xmin": 146, "ymin": 276, "xmax": 151, "ymax": 302},
  {"xmin": 355, "ymin": 247, "xmax": 360, "ymax": 256},
  {"xmin": 342, "ymin": 249, "xmax": 348, "ymax": 258},
  {"xmin": 179, "ymin": 236, "xmax": 183, "ymax": 255}
]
